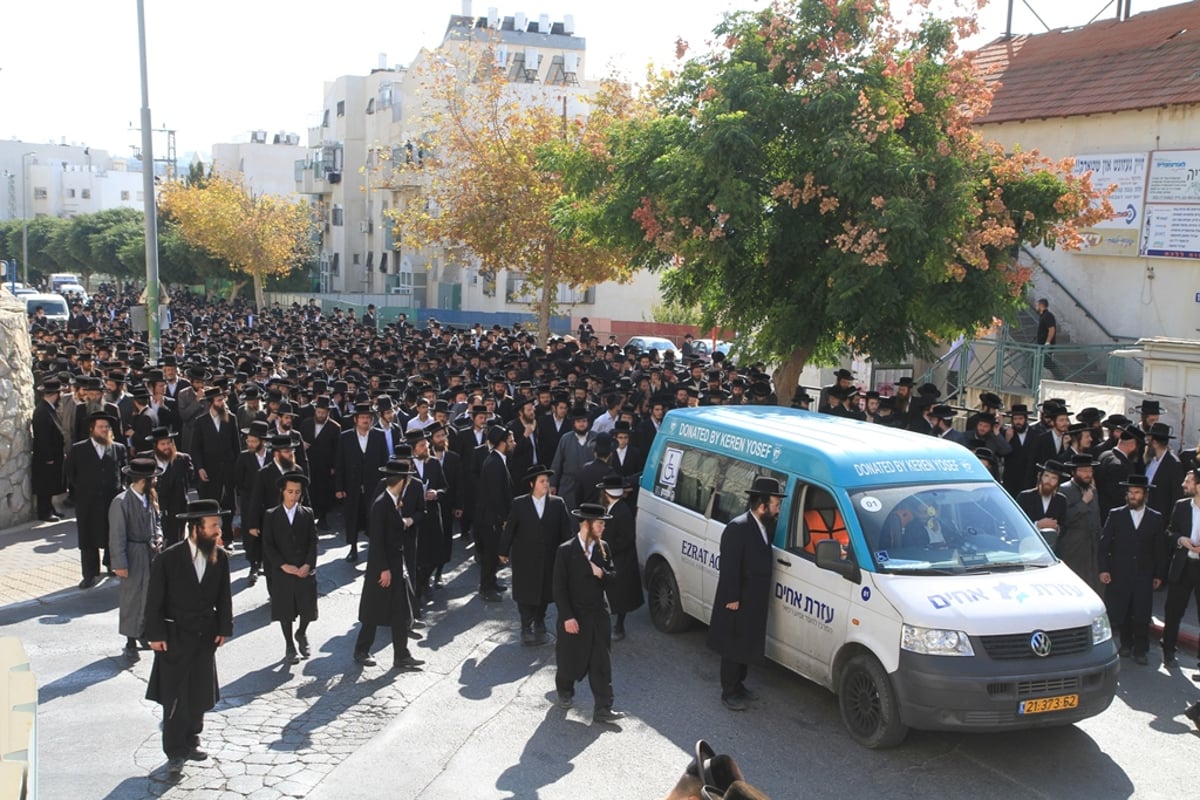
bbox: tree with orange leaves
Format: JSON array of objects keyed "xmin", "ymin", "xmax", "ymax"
[
  {"xmin": 561, "ymin": 0, "xmax": 1111, "ymax": 398},
  {"xmin": 159, "ymin": 176, "xmax": 315, "ymax": 309},
  {"xmin": 387, "ymin": 42, "xmax": 642, "ymax": 341}
]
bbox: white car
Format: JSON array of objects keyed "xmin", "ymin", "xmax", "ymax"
[{"xmin": 624, "ymin": 335, "xmax": 681, "ymax": 362}]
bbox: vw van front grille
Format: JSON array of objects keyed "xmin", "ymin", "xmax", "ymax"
[{"xmin": 980, "ymin": 626, "xmax": 1091, "ymax": 659}]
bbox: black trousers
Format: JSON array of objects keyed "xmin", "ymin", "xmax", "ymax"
[
  {"xmin": 346, "ymin": 494, "xmax": 368, "ymax": 547},
  {"xmin": 1163, "ymin": 559, "xmax": 1200, "ymax": 653},
  {"xmin": 36, "ymin": 492, "xmax": 56, "ymax": 519},
  {"xmin": 161, "ymin": 513, "xmax": 184, "ymax": 548},
  {"xmin": 555, "ymin": 638, "xmax": 614, "ymax": 710},
  {"xmin": 199, "ymin": 477, "xmax": 235, "ymax": 537},
  {"xmin": 81, "ymin": 545, "xmax": 109, "ymax": 579},
  {"xmin": 476, "ymin": 524, "xmax": 500, "ymax": 591},
  {"xmin": 519, "ymin": 602, "xmax": 548, "ymax": 631},
  {"xmin": 355, "ymin": 623, "xmax": 411, "ymax": 660},
  {"xmin": 163, "ymin": 704, "xmax": 204, "ymax": 760},
  {"xmin": 720, "ymin": 658, "xmax": 749, "ymax": 697}
]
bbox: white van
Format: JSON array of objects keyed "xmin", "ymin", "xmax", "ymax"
[
  {"xmin": 638, "ymin": 406, "xmax": 1118, "ymax": 747},
  {"xmin": 24, "ymin": 293, "xmax": 70, "ymax": 326}
]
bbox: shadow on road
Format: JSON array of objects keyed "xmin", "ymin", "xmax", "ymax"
[{"xmin": 495, "ymin": 705, "xmax": 606, "ymax": 799}]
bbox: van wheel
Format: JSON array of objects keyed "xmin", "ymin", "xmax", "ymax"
[
  {"xmin": 838, "ymin": 654, "xmax": 908, "ymax": 749},
  {"xmin": 647, "ymin": 561, "xmax": 689, "ymax": 633}
]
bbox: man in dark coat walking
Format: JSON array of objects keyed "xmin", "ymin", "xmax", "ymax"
[
  {"xmin": 262, "ymin": 472, "xmax": 318, "ymax": 665},
  {"xmin": 552, "ymin": 502, "xmax": 625, "ymax": 723},
  {"xmin": 353, "ymin": 459, "xmax": 425, "ymax": 671},
  {"xmin": 428, "ymin": 422, "xmax": 462, "ymax": 585},
  {"xmin": 598, "ymin": 475, "xmax": 643, "ymax": 640},
  {"xmin": 499, "ymin": 465, "xmax": 572, "ymax": 645},
  {"xmin": 189, "ymin": 387, "xmax": 241, "ymax": 540},
  {"xmin": 143, "ymin": 499, "xmax": 234, "ymax": 780},
  {"xmin": 233, "ymin": 420, "xmax": 270, "ymax": 579},
  {"xmin": 476, "ymin": 426, "xmax": 514, "ymax": 601},
  {"xmin": 707, "ymin": 476, "xmax": 785, "ymax": 711},
  {"xmin": 409, "ymin": 430, "xmax": 448, "ymax": 601},
  {"xmin": 32, "ymin": 377, "xmax": 66, "ymax": 521},
  {"xmin": 64, "ymin": 411, "xmax": 128, "ymax": 587},
  {"xmin": 334, "ymin": 403, "xmax": 390, "ymax": 562},
  {"xmin": 1098, "ymin": 474, "xmax": 1168, "ymax": 664},
  {"xmin": 296, "ymin": 395, "xmax": 340, "ymax": 525},
  {"xmin": 147, "ymin": 427, "xmax": 194, "ymax": 547}
]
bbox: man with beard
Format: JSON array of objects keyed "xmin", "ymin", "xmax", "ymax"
[
  {"xmin": 552, "ymin": 502, "xmax": 624, "ymax": 723},
  {"xmin": 409, "ymin": 429, "xmax": 448, "ymax": 602},
  {"xmin": 353, "ymin": 458, "xmax": 425, "ymax": 672},
  {"xmin": 1098, "ymin": 474, "xmax": 1168, "ymax": 664},
  {"xmin": 1161, "ymin": 468, "xmax": 1200, "ymax": 668},
  {"xmin": 143, "ymin": 499, "xmax": 233, "ymax": 780},
  {"xmin": 1059, "ymin": 454, "xmax": 1104, "ymax": 594},
  {"xmin": 476, "ymin": 426, "xmax": 514, "ymax": 602},
  {"xmin": 536, "ymin": 394, "xmax": 571, "ymax": 466},
  {"xmin": 233, "ymin": 420, "xmax": 271, "ymax": 583},
  {"xmin": 334, "ymin": 403, "xmax": 390, "ymax": 563},
  {"xmin": 65, "ymin": 411, "xmax": 128, "ymax": 588},
  {"xmin": 1097, "ymin": 425, "xmax": 1143, "ymax": 516},
  {"xmin": 72, "ymin": 376, "xmax": 120, "ymax": 444},
  {"xmin": 1144, "ymin": 422, "xmax": 1184, "ymax": 519},
  {"xmin": 636, "ymin": 396, "xmax": 667, "ymax": 454},
  {"xmin": 297, "ymin": 395, "xmax": 340, "ymax": 526},
  {"xmin": 427, "ymin": 422, "xmax": 462, "ymax": 585},
  {"xmin": 236, "ymin": 385, "xmax": 263, "ymax": 433},
  {"xmin": 148, "ymin": 427, "xmax": 194, "ymax": 547},
  {"xmin": 707, "ymin": 476, "xmax": 785, "ymax": 712},
  {"xmin": 32, "ymin": 377, "xmax": 67, "ymax": 522},
  {"xmin": 109, "ymin": 457, "xmax": 164, "ymax": 661},
  {"xmin": 247, "ymin": 435, "xmax": 305, "ymax": 590},
  {"xmin": 190, "ymin": 386, "xmax": 241, "ymax": 541},
  {"xmin": 500, "ymin": 465, "xmax": 572, "ymax": 645},
  {"xmin": 598, "ymin": 474, "xmax": 643, "ymax": 642},
  {"xmin": 262, "ymin": 472, "xmax": 318, "ymax": 666},
  {"xmin": 507, "ymin": 397, "xmax": 539, "ymax": 491},
  {"xmin": 272, "ymin": 403, "xmax": 309, "ymax": 477},
  {"xmin": 1016, "ymin": 461, "xmax": 1069, "ymax": 545},
  {"xmin": 550, "ymin": 404, "xmax": 597, "ymax": 513}
]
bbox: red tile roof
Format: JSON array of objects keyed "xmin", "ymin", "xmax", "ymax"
[{"xmin": 973, "ymin": 1, "xmax": 1200, "ymax": 124}]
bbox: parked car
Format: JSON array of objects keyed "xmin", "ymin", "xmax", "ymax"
[
  {"xmin": 624, "ymin": 335, "xmax": 681, "ymax": 362},
  {"xmin": 690, "ymin": 338, "xmax": 734, "ymax": 361}
]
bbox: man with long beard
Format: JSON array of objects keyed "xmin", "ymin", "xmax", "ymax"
[
  {"xmin": 1060, "ymin": 453, "xmax": 1103, "ymax": 594},
  {"xmin": 297, "ymin": 395, "xmax": 340, "ymax": 526},
  {"xmin": 148, "ymin": 427, "xmax": 194, "ymax": 547},
  {"xmin": 65, "ymin": 411, "xmax": 128, "ymax": 588},
  {"xmin": 144, "ymin": 499, "xmax": 233, "ymax": 780}
]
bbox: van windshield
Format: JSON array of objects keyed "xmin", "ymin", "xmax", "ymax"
[
  {"xmin": 848, "ymin": 482, "xmax": 1056, "ymax": 573},
  {"xmin": 27, "ymin": 299, "xmax": 67, "ymax": 316}
]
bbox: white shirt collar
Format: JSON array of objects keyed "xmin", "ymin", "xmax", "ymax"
[
  {"xmin": 187, "ymin": 538, "xmax": 207, "ymax": 581},
  {"xmin": 284, "ymin": 503, "xmax": 298, "ymax": 524},
  {"xmin": 577, "ymin": 532, "xmax": 595, "ymax": 558},
  {"xmin": 532, "ymin": 493, "xmax": 546, "ymax": 516}
]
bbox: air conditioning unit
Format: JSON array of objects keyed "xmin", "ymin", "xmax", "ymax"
[
  {"xmin": 327, "ymin": 171, "xmax": 341, "ymax": 183},
  {"xmin": 390, "ymin": 286, "xmax": 413, "ymax": 295}
]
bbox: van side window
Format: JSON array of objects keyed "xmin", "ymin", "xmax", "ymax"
[
  {"xmin": 656, "ymin": 444, "xmax": 721, "ymax": 515},
  {"xmin": 713, "ymin": 461, "xmax": 787, "ymax": 524},
  {"xmin": 787, "ymin": 485, "xmax": 850, "ymax": 559}
]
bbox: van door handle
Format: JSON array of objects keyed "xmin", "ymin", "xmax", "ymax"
[{"xmin": 776, "ymin": 558, "xmax": 792, "ymax": 567}]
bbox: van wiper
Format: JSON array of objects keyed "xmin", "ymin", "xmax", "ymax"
[
  {"xmin": 883, "ymin": 567, "xmax": 961, "ymax": 575},
  {"xmin": 961, "ymin": 562, "xmax": 1044, "ymax": 573}
]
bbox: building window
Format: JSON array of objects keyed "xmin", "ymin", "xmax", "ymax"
[
  {"xmin": 33, "ymin": 187, "xmax": 47, "ymax": 200},
  {"xmin": 352, "ymin": 253, "xmax": 360, "ymax": 265},
  {"xmin": 337, "ymin": 100, "xmax": 345, "ymax": 117},
  {"xmin": 331, "ymin": 253, "xmax": 340, "ymax": 276},
  {"xmin": 332, "ymin": 205, "xmax": 344, "ymax": 226},
  {"xmin": 366, "ymin": 98, "xmax": 375, "ymax": 115},
  {"xmin": 120, "ymin": 190, "xmax": 131, "ymax": 201},
  {"xmin": 81, "ymin": 189, "xmax": 91, "ymax": 199},
  {"xmin": 322, "ymin": 109, "xmax": 330, "ymax": 127},
  {"xmin": 66, "ymin": 188, "xmax": 76, "ymax": 199}
]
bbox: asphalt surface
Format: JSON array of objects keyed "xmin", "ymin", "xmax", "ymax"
[{"xmin": 4, "ymin": 524, "xmax": 1200, "ymax": 799}]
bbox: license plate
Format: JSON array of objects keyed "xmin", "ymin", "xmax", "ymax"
[{"xmin": 1019, "ymin": 694, "xmax": 1079, "ymax": 715}]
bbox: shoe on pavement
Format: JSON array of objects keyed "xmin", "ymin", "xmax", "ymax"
[
  {"xmin": 722, "ymin": 694, "xmax": 748, "ymax": 712},
  {"xmin": 166, "ymin": 757, "xmax": 185, "ymax": 779},
  {"xmin": 493, "ymin": 581, "xmax": 508, "ymax": 591},
  {"xmin": 394, "ymin": 655, "xmax": 425, "ymax": 670},
  {"xmin": 736, "ymin": 684, "xmax": 760, "ymax": 701},
  {"xmin": 39, "ymin": 514, "xmax": 62, "ymax": 523},
  {"xmin": 353, "ymin": 651, "xmax": 377, "ymax": 666},
  {"xmin": 285, "ymin": 649, "xmax": 301, "ymax": 665},
  {"xmin": 247, "ymin": 572, "xmax": 258, "ymax": 586},
  {"xmin": 612, "ymin": 627, "xmax": 626, "ymax": 642},
  {"xmin": 1133, "ymin": 652, "xmax": 1149, "ymax": 665},
  {"xmin": 78, "ymin": 576, "xmax": 97, "ymax": 590},
  {"xmin": 296, "ymin": 635, "xmax": 310, "ymax": 658},
  {"xmin": 346, "ymin": 549, "xmax": 359, "ymax": 563},
  {"xmin": 123, "ymin": 645, "xmax": 140, "ymax": 662},
  {"xmin": 187, "ymin": 747, "xmax": 209, "ymax": 762},
  {"xmin": 556, "ymin": 693, "xmax": 574, "ymax": 709},
  {"xmin": 593, "ymin": 707, "xmax": 626, "ymax": 724},
  {"xmin": 480, "ymin": 590, "xmax": 503, "ymax": 603},
  {"xmin": 411, "ymin": 619, "xmax": 428, "ymax": 629},
  {"xmin": 1118, "ymin": 646, "xmax": 1132, "ymax": 658},
  {"xmin": 1163, "ymin": 651, "xmax": 1178, "ymax": 667},
  {"xmin": 520, "ymin": 629, "xmax": 536, "ymax": 646}
]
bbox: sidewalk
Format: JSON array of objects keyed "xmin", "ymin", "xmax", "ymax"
[{"xmin": 0, "ymin": 516, "xmax": 88, "ymax": 606}]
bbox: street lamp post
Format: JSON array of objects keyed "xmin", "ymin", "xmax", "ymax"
[
  {"xmin": 21, "ymin": 151, "xmax": 34, "ymax": 285},
  {"xmin": 136, "ymin": 0, "xmax": 162, "ymax": 363}
]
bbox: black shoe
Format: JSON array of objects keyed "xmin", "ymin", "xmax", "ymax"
[
  {"xmin": 166, "ymin": 756, "xmax": 185, "ymax": 778},
  {"xmin": 433, "ymin": 575, "xmax": 444, "ymax": 589},
  {"xmin": 612, "ymin": 627, "xmax": 626, "ymax": 642},
  {"xmin": 285, "ymin": 648, "xmax": 301, "ymax": 665},
  {"xmin": 137, "ymin": 639, "xmax": 151, "ymax": 650},
  {"xmin": 556, "ymin": 692, "xmax": 574, "ymax": 709},
  {"xmin": 187, "ymin": 746, "xmax": 209, "ymax": 762},
  {"xmin": 296, "ymin": 635, "xmax": 310, "ymax": 658},
  {"xmin": 1118, "ymin": 646, "xmax": 1132, "ymax": 657},
  {"xmin": 593, "ymin": 707, "xmax": 626, "ymax": 724},
  {"xmin": 1133, "ymin": 652, "xmax": 1149, "ymax": 665},
  {"xmin": 1164, "ymin": 651, "xmax": 1178, "ymax": 667},
  {"xmin": 123, "ymin": 645, "xmax": 140, "ymax": 662},
  {"xmin": 39, "ymin": 514, "xmax": 62, "ymax": 523},
  {"xmin": 247, "ymin": 572, "xmax": 258, "ymax": 586},
  {"xmin": 78, "ymin": 576, "xmax": 97, "ymax": 590},
  {"xmin": 520, "ymin": 629, "xmax": 536, "ymax": 646},
  {"xmin": 480, "ymin": 590, "xmax": 503, "ymax": 602},
  {"xmin": 353, "ymin": 651, "xmax": 376, "ymax": 666},
  {"xmin": 411, "ymin": 619, "xmax": 427, "ymax": 630},
  {"xmin": 736, "ymin": 684, "xmax": 760, "ymax": 701},
  {"xmin": 1185, "ymin": 702, "xmax": 1200, "ymax": 723},
  {"xmin": 394, "ymin": 655, "xmax": 425, "ymax": 670},
  {"xmin": 722, "ymin": 694, "xmax": 747, "ymax": 712},
  {"xmin": 493, "ymin": 581, "xmax": 508, "ymax": 591},
  {"xmin": 346, "ymin": 548, "xmax": 359, "ymax": 563}
]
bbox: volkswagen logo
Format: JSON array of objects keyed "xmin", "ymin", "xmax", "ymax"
[{"xmin": 1030, "ymin": 630, "xmax": 1052, "ymax": 657}]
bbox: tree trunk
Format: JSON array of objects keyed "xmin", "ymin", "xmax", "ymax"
[
  {"xmin": 772, "ymin": 345, "xmax": 814, "ymax": 407},
  {"xmin": 252, "ymin": 272, "xmax": 266, "ymax": 311},
  {"xmin": 226, "ymin": 280, "xmax": 247, "ymax": 303},
  {"xmin": 536, "ymin": 253, "xmax": 554, "ymax": 344}
]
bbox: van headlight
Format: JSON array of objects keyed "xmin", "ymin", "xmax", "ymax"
[
  {"xmin": 901, "ymin": 624, "xmax": 975, "ymax": 656},
  {"xmin": 1091, "ymin": 613, "xmax": 1112, "ymax": 645}
]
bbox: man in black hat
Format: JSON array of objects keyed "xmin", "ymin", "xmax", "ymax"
[
  {"xmin": 1136, "ymin": 399, "xmax": 1162, "ymax": 436},
  {"xmin": 707, "ymin": 476, "xmax": 785, "ymax": 711},
  {"xmin": 426, "ymin": 422, "xmax": 463, "ymax": 585},
  {"xmin": 406, "ymin": 431, "xmax": 448, "ymax": 603},
  {"xmin": 247, "ymin": 435, "xmax": 306, "ymax": 587},
  {"xmin": 109, "ymin": 457, "xmax": 164, "ymax": 661},
  {"xmin": 1001, "ymin": 403, "xmax": 1036, "ymax": 496},
  {"xmin": 550, "ymin": 404, "xmax": 596, "ymax": 512},
  {"xmin": 262, "ymin": 472, "xmax": 318, "ymax": 665},
  {"xmin": 147, "ymin": 427, "xmax": 194, "ymax": 547},
  {"xmin": 930, "ymin": 405, "xmax": 967, "ymax": 446},
  {"xmin": 1096, "ymin": 425, "xmax": 1143, "ymax": 515},
  {"xmin": 476, "ymin": 426, "xmax": 514, "ymax": 601},
  {"xmin": 353, "ymin": 458, "xmax": 425, "ymax": 672},
  {"xmin": 1162, "ymin": 468, "xmax": 1200, "ymax": 668},
  {"xmin": 1098, "ymin": 474, "xmax": 1168, "ymax": 664},
  {"xmin": 597, "ymin": 474, "xmax": 643, "ymax": 641},
  {"xmin": 144, "ymin": 498, "xmax": 234, "ymax": 779},
  {"xmin": 65, "ymin": 411, "xmax": 128, "ymax": 588},
  {"xmin": 233, "ymin": 419, "xmax": 271, "ymax": 577},
  {"xmin": 552, "ymin": 502, "xmax": 624, "ymax": 723},
  {"xmin": 577, "ymin": 433, "xmax": 618, "ymax": 508},
  {"xmin": 1029, "ymin": 403, "xmax": 1072, "ymax": 470},
  {"xmin": 1144, "ymin": 422, "xmax": 1183, "ymax": 518},
  {"xmin": 297, "ymin": 396, "xmax": 341, "ymax": 526},
  {"xmin": 1016, "ymin": 461, "xmax": 1069, "ymax": 541},
  {"xmin": 32, "ymin": 377, "xmax": 67, "ymax": 522},
  {"xmin": 334, "ymin": 404, "xmax": 390, "ymax": 562},
  {"xmin": 1060, "ymin": 453, "xmax": 1104, "ymax": 594},
  {"xmin": 189, "ymin": 386, "xmax": 241, "ymax": 541},
  {"xmin": 499, "ymin": 464, "xmax": 573, "ymax": 644}
]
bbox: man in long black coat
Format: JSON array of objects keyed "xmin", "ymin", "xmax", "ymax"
[
  {"xmin": 148, "ymin": 427, "xmax": 194, "ymax": 547},
  {"xmin": 500, "ymin": 465, "xmax": 573, "ymax": 645},
  {"xmin": 31, "ymin": 377, "xmax": 66, "ymax": 521},
  {"xmin": 428, "ymin": 422, "xmax": 462, "ymax": 584},
  {"xmin": 189, "ymin": 388, "xmax": 241, "ymax": 540},
  {"xmin": 476, "ymin": 427, "xmax": 514, "ymax": 601},
  {"xmin": 1096, "ymin": 427, "xmax": 1142, "ymax": 518},
  {"xmin": 1001, "ymin": 404, "xmax": 1036, "ymax": 496},
  {"xmin": 247, "ymin": 435, "xmax": 307, "ymax": 588},
  {"xmin": 296, "ymin": 396, "xmax": 340, "ymax": 525},
  {"xmin": 143, "ymin": 499, "xmax": 233, "ymax": 779},
  {"xmin": 599, "ymin": 475, "xmax": 644, "ymax": 640},
  {"xmin": 706, "ymin": 476, "xmax": 785, "ymax": 711},
  {"xmin": 1145, "ymin": 423, "xmax": 1184, "ymax": 519},
  {"xmin": 353, "ymin": 459, "xmax": 425, "ymax": 671},
  {"xmin": 1098, "ymin": 474, "xmax": 1168, "ymax": 664},
  {"xmin": 552, "ymin": 502, "xmax": 624, "ymax": 723},
  {"xmin": 64, "ymin": 411, "xmax": 128, "ymax": 588},
  {"xmin": 232, "ymin": 421, "xmax": 270, "ymax": 580},
  {"xmin": 409, "ymin": 431, "xmax": 448, "ymax": 600},
  {"xmin": 1016, "ymin": 461, "xmax": 1069, "ymax": 545},
  {"xmin": 334, "ymin": 404, "xmax": 390, "ymax": 562},
  {"xmin": 262, "ymin": 472, "xmax": 318, "ymax": 665}
]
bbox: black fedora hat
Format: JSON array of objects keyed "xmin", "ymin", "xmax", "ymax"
[
  {"xmin": 1136, "ymin": 399, "xmax": 1162, "ymax": 416},
  {"xmin": 745, "ymin": 476, "xmax": 787, "ymax": 497},
  {"xmin": 1009, "ymin": 403, "xmax": 1030, "ymax": 416},
  {"xmin": 1119, "ymin": 473, "xmax": 1153, "ymax": 489},
  {"xmin": 568, "ymin": 403, "xmax": 591, "ymax": 419},
  {"xmin": 978, "ymin": 392, "xmax": 1003, "ymax": 409},
  {"xmin": 974, "ymin": 447, "xmax": 998, "ymax": 466},
  {"xmin": 392, "ymin": 442, "xmax": 414, "ymax": 459},
  {"xmin": 597, "ymin": 474, "xmax": 626, "ymax": 493},
  {"xmin": 86, "ymin": 410, "xmax": 119, "ymax": 428},
  {"xmin": 185, "ymin": 366, "xmax": 211, "ymax": 382},
  {"xmin": 275, "ymin": 470, "xmax": 310, "ymax": 489},
  {"xmin": 122, "ymin": 457, "xmax": 164, "ymax": 479},
  {"xmin": 1036, "ymin": 459, "xmax": 1070, "ymax": 478},
  {"xmin": 523, "ymin": 464, "xmax": 555, "ymax": 483},
  {"xmin": 202, "ymin": 386, "xmax": 225, "ymax": 400},
  {"xmin": 177, "ymin": 498, "xmax": 232, "ymax": 520},
  {"xmin": 571, "ymin": 502, "xmax": 612, "ymax": 521},
  {"xmin": 1120, "ymin": 424, "xmax": 1146, "ymax": 442},
  {"xmin": 36, "ymin": 378, "xmax": 62, "ymax": 394},
  {"xmin": 1147, "ymin": 422, "xmax": 1175, "ymax": 441},
  {"xmin": 241, "ymin": 419, "xmax": 271, "ymax": 439},
  {"xmin": 379, "ymin": 458, "xmax": 417, "ymax": 477},
  {"xmin": 1066, "ymin": 453, "xmax": 1100, "ymax": 468},
  {"xmin": 267, "ymin": 433, "xmax": 296, "ymax": 450},
  {"xmin": 352, "ymin": 403, "xmax": 375, "ymax": 418},
  {"xmin": 145, "ymin": 426, "xmax": 178, "ymax": 443}
]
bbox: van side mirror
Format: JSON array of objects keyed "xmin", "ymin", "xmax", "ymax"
[{"xmin": 815, "ymin": 540, "xmax": 860, "ymax": 584}]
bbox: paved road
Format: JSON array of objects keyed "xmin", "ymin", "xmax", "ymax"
[{"xmin": 3, "ymin": 522, "xmax": 1199, "ymax": 799}]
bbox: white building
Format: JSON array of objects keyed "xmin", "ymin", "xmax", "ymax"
[
  {"xmin": 212, "ymin": 131, "xmax": 305, "ymax": 198},
  {"xmin": 295, "ymin": 6, "xmax": 664, "ymax": 321},
  {"xmin": 0, "ymin": 140, "xmax": 144, "ymax": 222}
]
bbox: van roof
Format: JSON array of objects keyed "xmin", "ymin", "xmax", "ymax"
[{"xmin": 659, "ymin": 406, "xmax": 994, "ymax": 489}]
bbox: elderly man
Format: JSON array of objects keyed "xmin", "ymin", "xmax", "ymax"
[
  {"xmin": 1059, "ymin": 453, "xmax": 1103, "ymax": 594},
  {"xmin": 109, "ymin": 457, "xmax": 164, "ymax": 661},
  {"xmin": 550, "ymin": 404, "xmax": 597, "ymax": 512}
]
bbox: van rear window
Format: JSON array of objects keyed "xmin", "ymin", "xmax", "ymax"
[{"xmin": 27, "ymin": 299, "xmax": 66, "ymax": 316}]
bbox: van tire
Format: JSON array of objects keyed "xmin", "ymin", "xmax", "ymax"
[
  {"xmin": 838, "ymin": 654, "xmax": 908, "ymax": 749},
  {"xmin": 647, "ymin": 561, "xmax": 689, "ymax": 633}
]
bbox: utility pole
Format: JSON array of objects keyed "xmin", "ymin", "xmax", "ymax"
[{"xmin": 136, "ymin": 0, "xmax": 161, "ymax": 363}]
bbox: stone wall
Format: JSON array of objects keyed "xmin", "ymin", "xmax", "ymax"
[{"xmin": 0, "ymin": 291, "xmax": 34, "ymax": 525}]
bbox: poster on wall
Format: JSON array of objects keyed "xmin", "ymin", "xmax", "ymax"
[
  {"xmin": 1071, "ymin": 152, "xmax": 1147, "ymax": 257},
  {"xmin": 1142, "ymin": 150, "xmax": 1200, "ymax": 260}
]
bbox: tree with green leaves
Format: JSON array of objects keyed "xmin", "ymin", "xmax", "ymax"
[{"xmin": 561, "ymin": 0, "xmax": 1109, "ymax": 396}]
